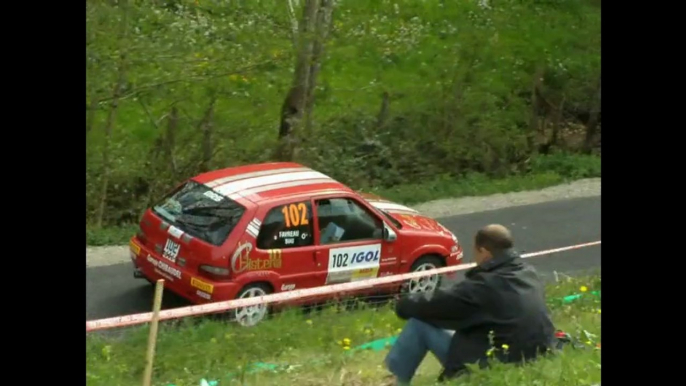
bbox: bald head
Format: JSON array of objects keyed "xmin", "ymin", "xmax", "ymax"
[{"xmin": 474, "ymin": 224, "xmax": 514, "ymax": 257}]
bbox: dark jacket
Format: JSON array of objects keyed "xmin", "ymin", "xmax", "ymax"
[{"xmin": 395, "ymin": 249, "xmax": 556, "ymax": 381}]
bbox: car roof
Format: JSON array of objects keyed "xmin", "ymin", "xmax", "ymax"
[{"xmin": 191, "ymin": 162, "xmax": 354, "ymax": 205}]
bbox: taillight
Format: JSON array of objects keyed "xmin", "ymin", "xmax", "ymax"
[{"xmin": 200, "ymin": 265, "xmax": 230, "ymax": 279}]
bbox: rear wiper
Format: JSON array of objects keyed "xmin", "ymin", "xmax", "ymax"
[
  {"xmin": 183, "ymin": 205, "xmax": 242, "ymax": 214},
  {"xmin": 175, "ymin": 218, "xmax": 211, "ymax": 229}
]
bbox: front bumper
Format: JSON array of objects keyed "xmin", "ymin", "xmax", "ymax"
[{"xmin": 129, "ymin": 239, "xmax": 240, "ymax": 304}]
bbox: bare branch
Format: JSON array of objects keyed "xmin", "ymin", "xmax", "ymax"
[{"xmin": 96, "ymin": 59, "xmax": 287, "ymax": 104}]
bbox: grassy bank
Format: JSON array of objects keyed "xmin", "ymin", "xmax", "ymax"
[
  {"xmin": 86, "ymin": 274, "xmax": 601, "ymax": 386},
  {"xmin": 85, "ymin": 152, "xmax": 600, "ymax": 246}
]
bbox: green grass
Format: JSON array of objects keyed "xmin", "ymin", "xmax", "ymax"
[
  {"xmin": 85, "ymin": 153, "xmax": 601, "ymax": 246},
  {"xmin": 86, "ymin": 274, "xmax": 601, "ymax": 386}
]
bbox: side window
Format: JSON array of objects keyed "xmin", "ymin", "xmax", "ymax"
[
  {"xmin": 256, "ymin": 201, "xmax": 314, "ymax": 249},
  {"xmin": 315, "ymin": 198, "xmax": 383, "ymax": 245}
]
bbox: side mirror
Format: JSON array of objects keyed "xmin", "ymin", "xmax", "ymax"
[{"xmin": 383, "ymin": 224, "xmax": 397, "ymax": 242}]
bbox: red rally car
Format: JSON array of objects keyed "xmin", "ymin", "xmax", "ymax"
[{"xmin": 129, "ymin": 162, "xmax": 464, "ymax": 326}]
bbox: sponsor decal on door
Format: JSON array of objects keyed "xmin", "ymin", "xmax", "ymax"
[{"xmin": 325, "ymin": 244, "xmax": 381, "ymax": 284}]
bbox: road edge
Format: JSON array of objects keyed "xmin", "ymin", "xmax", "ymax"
[{"xmin": 87, "ymin": 177, "xmax": 601, "ymax": 267}]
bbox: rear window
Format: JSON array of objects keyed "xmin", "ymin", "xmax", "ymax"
[{"xmin": 152, "ymin": 180, "xmax": 246, "ymax": 246}]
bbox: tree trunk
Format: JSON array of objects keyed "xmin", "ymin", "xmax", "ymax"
[
  {"xmin": 375, "ymin": 91, "xmax": 390, "ymax": 131},
  {"xmin": 286, "ymin": 0, "xmax": 300, "ymax": 49},
  {"xmin": 96, "ymin": 59, "xmax": 126, "ymax": 228},
  {"xmin": 95, "ymin": 1, "xmax": 128, "ymax": 228},
  {"xmin": 275, "ymin": 0, "xmax": 324, "ymax": 161},
  {"xmin": 527, "ymin": 68, "xmax": 544, "ymax": 153},
  {"xmin": 165, "ymin": 105, "xmax": 179, "ymax": 174},
  {"xmin": 199, "ymin": 97, "xmax": 217, "ymax": 173},
  {"xmin": 86, "ymin": 95, "xmax": 98, "ymax": 134},
  {"xmin": 550, "ymin": 95, "xmax": 565, "ymax": 148},
  {"xmin": 303, "ymin": 0, "xmax": 334, "ymax": 135},
  {"xmin": 583, "ymin": 76, "xmax": 601, "ymax": 153}
]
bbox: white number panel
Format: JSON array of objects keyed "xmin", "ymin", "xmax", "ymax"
[
  {"xmin": 162, "ymin": 239, "xmax": 180, "ymax": 263},
  {"xmin": 325, "ymin": 244, "xmax": 381, "ymax": 284}
]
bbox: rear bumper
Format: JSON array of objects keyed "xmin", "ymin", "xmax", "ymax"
[{"xmin": 129, "ymin": 239, "xmax": 241, "ymax": 304}]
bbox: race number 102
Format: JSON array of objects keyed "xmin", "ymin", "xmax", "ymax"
[{"xmin": 281, "ymin": 203, "xmax": 309, "ymax": 227}]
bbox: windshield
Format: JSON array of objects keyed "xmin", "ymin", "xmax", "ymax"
[{"xmin": 152, "ymin": 180, "xmax": 246, "ymax": 246}]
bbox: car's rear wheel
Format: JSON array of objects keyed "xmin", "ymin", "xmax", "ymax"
[
  {"xmin": 233, "ymin": 283, "xmax": 272, "ymax": 327},
  {"xmin": 404, "ymin": 255, "xmax": 445, "ymax": 294}
]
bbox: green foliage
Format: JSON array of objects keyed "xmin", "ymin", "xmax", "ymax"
[
  {"xmin": 86, "ymin": 274, "xmax": 601, "ymax": 386},
  {"xmin": 86, "ymin": 0, "xmax": 601, "ymax": 228},
  {"xmin": 528, "ymin": 152, "xmax": 601, "ymax": 180}
]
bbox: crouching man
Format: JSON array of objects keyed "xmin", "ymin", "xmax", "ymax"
[{"xmin": 384, "ymin": 224, "xmax": 556, "ymax": 385}]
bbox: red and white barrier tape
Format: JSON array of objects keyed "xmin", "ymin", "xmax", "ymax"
[{"xmin": 86, "ymin": 240, "xmax": 600, "ymax": 332}]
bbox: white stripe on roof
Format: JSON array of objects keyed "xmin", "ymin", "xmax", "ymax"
[
  {"xmin": 206, "ymin": 167, "xmax": 311, "ymax": 188},
  {"xmin": 215, "ymin": 171, "xmax": 334, "ymax": 196},
  {"xmin": 368, "ymin": 201, "xmax": 418, "ymax": 213},
  {"xmin": 242, "ymin": 178, "xmax": 338, "ymax": 198}
]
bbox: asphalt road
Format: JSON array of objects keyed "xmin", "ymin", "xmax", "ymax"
[{"xmin": 85, "ymin": 196, "xmax": 601, "ymax": 320}]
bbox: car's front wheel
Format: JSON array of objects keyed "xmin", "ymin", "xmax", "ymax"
[
  {"xmin": 233, "ymin": 283, "xmax": 272, "ymax": 327},
  {"xmin": 404, "ymin": 255, "xmax": 445, "ymax": 294}
]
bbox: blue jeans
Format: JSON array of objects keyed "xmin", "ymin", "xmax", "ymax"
[{"xmin": 384, "ymin": 318, "xmax": 454, "ymax": 384}]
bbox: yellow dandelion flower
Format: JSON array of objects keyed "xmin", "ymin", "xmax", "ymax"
[
  {"xmin": 343, "ymin": 346, "xmax": 350, "ymax": 350},
  {"xmin": 396, "ymin": 328, "xmax": 402, "ymax": 334},
  {"xmin": 343, "ymin": 338, "xmax": 351, "ymax": 346},
  {"xmin": 586, "ymin": 341, "xmax": 592, "ymax": 345},
  {"xmin": 306, "ymin": 319, "xmax": 313, "ymax": 325},
  {"xmin": 501, "ymin": 344, "xmax": 509, "ymax": 350},
  {"xmin": 580, "ymin": 286, "xmax": 588, "ymax": 293},
  {"xmin": 597, "ymin": 309, "xmax": 601, "ymax": 314},
  {"xmin": 486, "ymin": 348, "xmax": 494, "ymax": 357}
]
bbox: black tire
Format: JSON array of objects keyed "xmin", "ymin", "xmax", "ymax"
[
  {"xmin": 403, "ymin": 255, "xmax": 445, "ymax": 294},
  {"xmin": 232, "ymin": 283, "xmax": 273, "ymax": 327}
]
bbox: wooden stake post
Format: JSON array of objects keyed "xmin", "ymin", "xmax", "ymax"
[{"xmin": 142, "ymin": 279, "xmax": 165, "ymax": 386}]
